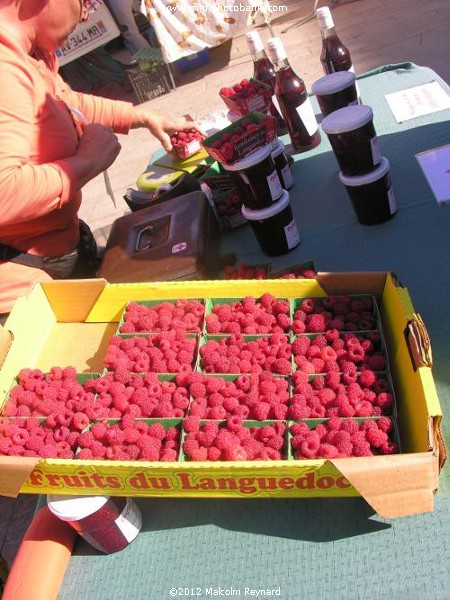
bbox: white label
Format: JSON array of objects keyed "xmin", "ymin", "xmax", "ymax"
[
  {"xmin": 387, "ymin": 185, "xmax": 397, "ymax": 215},
  {"xmin": 172, "ymin": 242, "xmax": 187, "ymax": 253},
  {"xmin": 296, "ymin": 98, "xmax": 318, "ymax": 137},
  {"xmin": 115, "ymin": 498, "xmax": 142, "ymax": 543},
  {"xmin": 267, "ymin": 170, "xmax": 283, "ymax": 200},
  {"xmin": 284, "ymin": 219, "xmax": 300, "ymax": 249},
  {"xmin": 370, "ymin": 136, "xmax": 382, "ymax": 166},
  {"xmin": 281, "ymin": 164, "xmax": 294, "ymax": 189}
]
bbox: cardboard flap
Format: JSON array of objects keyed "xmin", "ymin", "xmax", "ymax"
[
  {"xmin": 0, "ymin": 325, "xmax": 13, "ymax": 370},
  {"xmin": 331, "ymin": 453, "xmax": 439, "ymax": 518},
  {"xmin": 316, "ymin": 271, "xmax": 388, "ymax": 299},
  {"xmin": 41, "ymin": 279, "xmax": 107, "ymax": 322},
  {"xmin": 405, "ymin": 313, "xmax": 433, "ymax": 369},
  {"xmin": 0, "ymin": 457, "xmax": 40, "ymax": 497}
]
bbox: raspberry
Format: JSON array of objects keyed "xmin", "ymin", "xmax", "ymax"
[
  {"xmin": 358, "ymin": 369, "xmax": 377, "ymax": 388},
  {"xmin": 72, "ymin": 412, "xmax": 90, "ymax": 431},
  {"xmin": 366, "ymin": 428, "xmax": 388, "ymax": 448}
]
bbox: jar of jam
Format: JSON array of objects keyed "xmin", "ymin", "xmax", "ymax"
[
  {"xmin": 311, "ymin": 71, "xmax": 359, "ymax": 118},
  {"xmin": 47, "ymin": 495, "xmax": 142, "ymax": 554},
  {"xmin": 271, "ymin": 139, "xmax": 294, "ymax": 190},
  {"xmin": 321, "ymin": 105, "xmax": 381, "ymax": 176}
]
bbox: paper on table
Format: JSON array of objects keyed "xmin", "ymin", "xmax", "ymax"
[
  {"xmin": 385, "ymin": 81, "xmax": 450, "ymax": 122},
  {"xmin": 416, "ymin": 144, "xmax": 450, "ymax": 205}
]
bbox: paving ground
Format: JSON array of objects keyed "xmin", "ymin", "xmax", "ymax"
[{"xmin": 1, "ymin": 0, "xmax": 450, "ymax": 574}]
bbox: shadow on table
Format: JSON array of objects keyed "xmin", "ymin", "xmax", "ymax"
[{"xmin": 136, "ymin": 496, "xmax": 390, "ymax": 542}]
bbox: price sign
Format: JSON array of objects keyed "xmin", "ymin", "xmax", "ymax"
[{"xmin": 56, "ymin": 0, "xmax": 120, "ymax": 66}]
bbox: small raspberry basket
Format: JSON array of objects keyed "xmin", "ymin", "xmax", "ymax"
[{"xmin": 202, "ymin": 112, "xmax": 276, "ymax": 166}]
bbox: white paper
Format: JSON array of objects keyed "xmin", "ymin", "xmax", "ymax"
[
  {"xmin": 416, "ymin": 144, "xmax": 450, "ymax": 204},
  {"xmin": 385, "ymin": 81, "xmax": 450, "ymax": 122}
]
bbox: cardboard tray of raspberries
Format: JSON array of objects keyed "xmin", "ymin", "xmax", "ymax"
[
  {"xmin": 219, "ymin": 78, "xmax": 273, "ymax": 116},
  {"xmin": 202, "ymin": 112, "xmax": 276, "ymax": 165},
  {"xmin": 0, "ymin": 274, "xmax": 445, "ymax": 518}
]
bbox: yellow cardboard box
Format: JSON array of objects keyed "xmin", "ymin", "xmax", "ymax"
[{"xmin": 0, "ymin": 273, "xmax": 445, "ymax": 518}]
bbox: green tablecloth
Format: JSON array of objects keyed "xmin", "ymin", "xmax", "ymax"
[{"xmin": 59, "ymin": 63, "xmax": 450, "ymax": 600}]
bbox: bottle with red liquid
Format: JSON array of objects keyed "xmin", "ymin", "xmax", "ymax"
[
  {"xmin": 245, "ymin": 31, "xmax": 287, "ymax": 135},
  {"xmin": 267, "ymin": 37, "xmax": 320, "ymax": 153},
  {"xmin": 316, "ymin": 6, "xmax": 353, "ymax": 74}
]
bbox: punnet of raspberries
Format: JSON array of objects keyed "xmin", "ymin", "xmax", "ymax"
[
  {"xmin": 183, "ymin": 416, "xmax": 286, "ymax": 461},
  {"xmin": 0, "ymin": 415, "xmax": 80, "ymax": 459},
  {"xmin": 289, "ymin": 370, "xmax": 394, "ymax": 419},
  {"xmin": 293, "ymin": 295, "xmax": 377, "ymax": 334},
  {"xmin": 186, "ymin": 371, "xmax": 290, "ymax": 420},
  {"xmin": 223, "ymin": 262, "xmax": 269, "ymax": 280},
  {"xmin": 1, "ymin": 366, "xmax": 96, "ymax": 418},
  {"xmin": 104, "ymin": 329, "xmax": 197, "ymax": 374},
  {"xmin": 204, "ymin": 114, "xmax": 275, "ymax": 164},
  {"xmin": 170, "ymin": 129, "xmax": 203, "ymax": 160},
  {"xmin": 86, "ymin": 371, "xmax": 191, "ymax": 419},
  {"xmin": 119, "ymin": 299, "xmax": 205, "ymax": 334},
  {"xmin": 205, "ymin": 294, "xmax": 291, "ymax": 335},
  {"xmin": 199, "ymin": 333, "xmax": 292, "ymax": 375},
  {"xmin": 76, "ymin": 418, "xmax": 180, "ymax": 461},
  {"xmin": 269, "ymin": 264, "xmax": 316, "ymax": 279},
  {"xmin": 292, "ymin": 330, "xmax": 387, "ymax": 375},
  {"xmin": 290, "ymin": 416, "xmax": 398, "ymax": 459},
  {"xmin": 219, "ymin": 78, "xmax": 272, "ymax": 114}
]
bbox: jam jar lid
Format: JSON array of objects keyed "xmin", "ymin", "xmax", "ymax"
[
  {"xmin": 321, "ymin": 104, "xmax": 373, "ymax": 134},
  {"xmin": 242, "ymin": 189, "xmax": 290, "ymax": 220},
  {"xmin": 311, "ymin": 71, "xmax": 356, "ymax": 96},
  {"xmin": 338, "ymin": 156, "xmax": 390, "ymax": 186},
  {"xmin": 222, "ymin": 143, "xmax": 273, "ymax": 171}
]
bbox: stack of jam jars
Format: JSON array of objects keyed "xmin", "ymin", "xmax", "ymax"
[
  {"xmin": 321, "ymin": 104, "xmax": 397, "ymax": 225},
  {"xmin": 223, "ymin": 141, "xmax": 299, "ymax": 256}
]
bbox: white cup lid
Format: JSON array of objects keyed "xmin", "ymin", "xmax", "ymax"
[
  {"xmin": 242, "ymin": 189, "xmax": 290, "ymax": 220},
  {"xmin": 47, "ymin": 494, "xmax": 109, "ymax": 521},
  {"xmin": 222, "ymin": 143, "xmax": 273, "ymax": 171},
  {"xmin": 322, "ymin": 105, "xmax": 373, "ymax": 134},
  {"xmin": 338, "ymin": 157, "xmax": 390, "ymax": 186},
  {"xmin": 311, "ymin": 71, "xmax": 356, "ymax": 96}
]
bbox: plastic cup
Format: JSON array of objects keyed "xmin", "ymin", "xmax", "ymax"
[
  {"xmin": 241, "ymin": 189, "xmax": 300, "ymax": 256},
  {"xmin": 47, "ymin": 495, "xmax": 142, "ymax": 554},
  {"xmin": 322, "ymin": 105, "xmax": 381, "ymax": 176},
  {"xmin": 311, "ymin": 71, "xmax": 359, "ymax": 117},
  {"xmin": 339, "ymin": 156, "xmax": 397, "ymax": 225},
  {"xmin": 224, "ymin": 144, "xmax": 283, "ymax": 209}
]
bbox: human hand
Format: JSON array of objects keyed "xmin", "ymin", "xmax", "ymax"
[
  {"xmin": 76, "ymin": 123, "xmax": 122, "ymax": 175},
  {"xmin": 131, "ymin": 107, "xmax": 204, "ymax": 152}
]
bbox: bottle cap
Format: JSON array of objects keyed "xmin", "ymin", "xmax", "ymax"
[
  {"xmin": 316, "ymin": 6, "xmax": 335, "ymax": 29},
  {"xmin": 246, "ymin": 31, "xmax": 264, "ymax": 54},
  {"xmin": 267, "ymin": 37, "xmax": 287, "ymax": 62}
]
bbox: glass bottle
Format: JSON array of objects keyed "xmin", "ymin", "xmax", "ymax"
[
  {"xmin": 316, "ymin": 6, "xmax": 353, "ymax": 74},
  {"xmin": 245, "ymin": 31, "xmax": 287, "ymax": 135},
  {"xmin": 267, "ymin": 37, "xmax": 320, "ymax": 153}
]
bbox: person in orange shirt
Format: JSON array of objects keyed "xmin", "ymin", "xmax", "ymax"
[{"xmin": 0, "ymin": 0, "xmax": 197, "ymax": 317}]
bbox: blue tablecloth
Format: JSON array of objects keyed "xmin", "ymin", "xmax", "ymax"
[{"xmin": 59, "ymin": 63, "xmax": 450, "ymax": 600}]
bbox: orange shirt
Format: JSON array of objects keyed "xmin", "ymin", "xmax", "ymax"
[{"xmin": 0, "ymin": 29, "xmax": 134, "ymax": 313}]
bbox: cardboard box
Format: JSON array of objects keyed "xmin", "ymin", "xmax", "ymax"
[{"xmin": 0, "ymin": 273, "xmax": 445, "ymax": 518}]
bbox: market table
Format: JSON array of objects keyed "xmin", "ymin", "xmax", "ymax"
[{"xmin": 6, "ymin": 63, "xmax": 450, "ymax": 600}]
